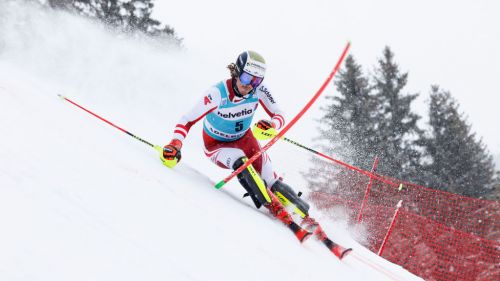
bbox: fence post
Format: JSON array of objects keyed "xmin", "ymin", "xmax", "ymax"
[
  {"xmin": 378, "ymin": 200, "xmax": 403, "ymax": 256},
  {"xmin": 357, "ymin": 156, "xmax": 379, "ymax": 223}
]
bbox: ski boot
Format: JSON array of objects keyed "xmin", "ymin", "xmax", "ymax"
[{"xmin": 232, "ymin": 157, "xmax": 311, "ymax": 242}]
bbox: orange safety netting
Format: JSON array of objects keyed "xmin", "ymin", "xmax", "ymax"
[{"xmin": 308, "ymin": 167, "xmax": 500, "ymax": 281}]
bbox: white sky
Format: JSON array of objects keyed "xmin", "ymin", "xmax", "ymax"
[{"xmin": 153, "ymin": 0, "xmax": 500, "ymax": 163}]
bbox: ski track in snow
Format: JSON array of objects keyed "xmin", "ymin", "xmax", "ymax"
[{"xmin": 0, "ymin": 2, "xmax": 423, "ymax": 281}]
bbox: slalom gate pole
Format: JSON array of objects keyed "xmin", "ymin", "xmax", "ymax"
[
  {"xmin": 357, "ymin": 156, "xmax": 379, "ymax": 223},
  {"xmin": 214, "ymin": 41, "xmax": 351, "ymax": 189},
  {"xmin": 57, "ymin": 94, "xmax": 163, "ymax": 154},
  {"xmin": 378, "ymin": 200, "xmax": 403, "ymax": 256},
  {"xmin": 256, "ymin": 131, "xmax": 400, "ymax": 188}
]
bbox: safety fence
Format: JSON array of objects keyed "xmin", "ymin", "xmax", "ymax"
[{"xmin": 308, "ymin": 169, "xmax": 500, "ymax": 281}]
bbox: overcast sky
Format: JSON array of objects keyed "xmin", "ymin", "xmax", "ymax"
[{"xmin": 153, "ymin": 0, "xmax": 500, "ymax": 163}]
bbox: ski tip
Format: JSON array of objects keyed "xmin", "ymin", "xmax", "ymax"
[
  {"xmin": 336, "ymin": 247, "xmax": 353, "ymax": 260},
  {"xmin": 299, "ymin": 231, "xmax": 313, "ymax": 243},
  {"xmin": 214, "ymin": 180, "xmax": 225, "ymax": 189}
]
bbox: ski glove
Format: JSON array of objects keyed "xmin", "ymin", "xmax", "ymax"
[
  {"xmin": 252, "ymin": 119, "xmax": 278, "ymax": 140},
  {"xmin": 160, "ymin": 139, "xmax": 182, "ymax": 168}
]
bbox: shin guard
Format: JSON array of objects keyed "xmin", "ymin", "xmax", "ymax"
[{"xmin": 233, "ymin": 157, "xmax": 271, "ymax": 208}]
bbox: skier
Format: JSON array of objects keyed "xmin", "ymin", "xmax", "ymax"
[{"xmin": 160, "ymin": 50, "xmax": 313, "ymax": 241}]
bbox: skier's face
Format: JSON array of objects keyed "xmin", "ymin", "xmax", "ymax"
[{"xmin": 236, "ymin": 78, "xmax": 254, "ymax": 96}]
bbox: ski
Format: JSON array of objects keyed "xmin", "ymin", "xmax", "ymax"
[
  {"xmin": 288, "ymin": 221, "xmax": 313, "ymax": 242},
  {"xmin": 319, "ymin": 233, "xmax": 352, "ymax": 259},
  {"xmin": 302, "ymin": 216, "xmax": 352, "ymax": 259},
  {"xmin": 264, "ymin": 190, "xmax": 313, "ymax": 243}
]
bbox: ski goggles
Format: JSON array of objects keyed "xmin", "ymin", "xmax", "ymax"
[{"xmin": 239, "ymin": 71, "xmax": 264, "ymax": 88}]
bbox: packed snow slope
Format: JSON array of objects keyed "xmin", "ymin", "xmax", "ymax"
[{"xmin": 0, "ymin": 2, "xmax": 422, "ymax": 280}]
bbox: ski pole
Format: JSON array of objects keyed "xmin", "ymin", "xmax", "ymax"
[
  {"xmin": 215, "ymin": 41, "xmax": 351, "ymax": 189},
  {"xmin": 258, "ymin": 131, "xmax": 321, "ymax": 156},
  {"xmin": 256, "ymin": 131, "xmax": 400, "ymax": 188},
  {"xmin": 57, "ymin": 94, "xmax": 164, "ymax": 154}
]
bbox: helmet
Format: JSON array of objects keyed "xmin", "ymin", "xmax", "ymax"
[{"xmin": 235, "ymin": 50, "xmax": 266, "ymax": 78}]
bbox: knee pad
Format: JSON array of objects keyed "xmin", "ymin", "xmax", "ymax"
[{"xmin": 270, "ymin": 180, "xmax": 310, "ymax": 218}]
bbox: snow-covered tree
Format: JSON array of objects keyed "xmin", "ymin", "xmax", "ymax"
[
  {"xmin": 304, "ymin": 55, "xmax": 376, "ymax": 193},
  {"xmin": 370, "ymin": 46, "xmax": 421, "ymax": 181},
  {"xmin": 45, "ymin": 0, "xmax": 181, "ymax": 44},
  {"xmin": 485, "ymin": 171, "xmax": 500, "ymax": 200},
  {"xmin": 417, "ymin": 86, "xmax": 495, "ymax": 197}
]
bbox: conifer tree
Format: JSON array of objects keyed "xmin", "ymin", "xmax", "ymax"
[
  {"xmin": 45, "ymin": 0, "xmax": 181, "ymax": 44},
  {"xmin": 46, "ymin": 0, "xmax": 72, "ymax": 9},
  {"xmin": 486, "ymin": 171, "xmax": 500, "ymax": 200},
  {"xmin": 304, "ymin": 55, "xmax": 375, "ymax": 192},
  {"xmin": 371, "ymin": 46, "xmax": 421, "ymax": 181},
  {"xmin": 417, "ymin": 86, "xmax": 495, "ymax": 197}
]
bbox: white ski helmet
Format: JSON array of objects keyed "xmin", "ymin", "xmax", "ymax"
[{"xmin": 235, "ymin": 50, "xmax": 266, "ymax": 79}]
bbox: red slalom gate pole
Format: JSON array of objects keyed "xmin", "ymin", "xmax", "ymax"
[
  {"xmin": 378, "ymin": 200, "xmax": 403, "ymax": 256},
  {"xmin": 215, "ymin": 41, "xmax": 351, "ymax": 189},
  {"xmin": 357, "ymin": 156, "xmax": 379, "ymax": 223}
]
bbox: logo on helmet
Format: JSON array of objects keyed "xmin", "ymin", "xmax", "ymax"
[{"xmin": 244, "ymin": 61, "xmax": 266, "ymax": 78}]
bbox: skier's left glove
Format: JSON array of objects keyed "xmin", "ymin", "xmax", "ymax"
[
  {"xmin": 160, "ymin": 139, "xmax": 182, "ymax": 168},
  {"xmin": 252, "ymin": 119, "xmax": 278, "ymax": 140}
]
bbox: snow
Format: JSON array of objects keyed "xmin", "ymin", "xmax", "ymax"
[{"xmin": 0, "ymin": 2, "xmax": 422, "ymax": 280}]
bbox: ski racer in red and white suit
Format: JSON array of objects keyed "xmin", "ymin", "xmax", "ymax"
[
  {"xmin": 162, "ymin": 51, "xmax": 311, "ymax": 220},
  {"xmin": 160, "ymin": 51, "xmax": 351, "ymax": 250}
]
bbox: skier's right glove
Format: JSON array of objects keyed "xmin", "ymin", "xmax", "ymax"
[
  {"xmin": 252, "ymin": 119, "xmax": 278, "ymax": 140},
  {"xmin": 160, "ymin": 139, "xmax": 182, "ymax": 168}
]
